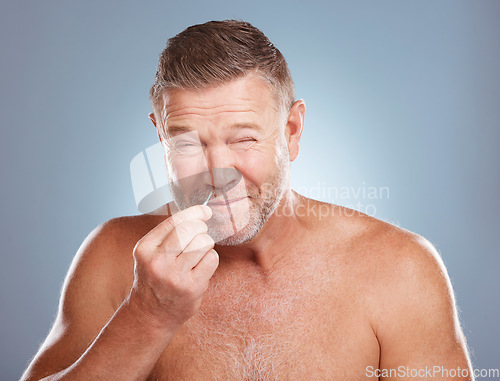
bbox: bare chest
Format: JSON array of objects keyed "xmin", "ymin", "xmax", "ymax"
[{"xmin": 148, "ymin": 256, "xmax": 379, "ymax": 380}]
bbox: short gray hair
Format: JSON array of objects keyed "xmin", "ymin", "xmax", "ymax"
[{"xmin": 150, "ymin": 20, "xmax": 295, "ymax": 120}]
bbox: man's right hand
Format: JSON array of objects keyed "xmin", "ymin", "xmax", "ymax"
[
  {"xmin": 129, "ymin": 204, "xmax": 218, "ymax": 329},
  {"xmin": 21, "ymin": 204, "xmax": 219, "ymax": 381}
]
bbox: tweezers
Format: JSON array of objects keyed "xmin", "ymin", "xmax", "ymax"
[{"xmin": 202, "ymin": 189, "xmax": 213, "ymax": 206}]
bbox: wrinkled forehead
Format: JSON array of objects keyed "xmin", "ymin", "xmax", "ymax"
[{"xmin": 155, "ymin": 75, "xmax": 280, "ymax": 125}]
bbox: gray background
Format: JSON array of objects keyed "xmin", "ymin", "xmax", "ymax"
[{"xmin": 1, "ymin": 0, "xmax": 499, "ymax": 379}]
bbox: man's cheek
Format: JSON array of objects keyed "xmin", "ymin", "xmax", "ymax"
[{"xmin": 168, "ymin": 155, "xmax": 208, "ymax": 181}]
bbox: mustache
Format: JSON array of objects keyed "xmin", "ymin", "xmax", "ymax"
[
  {"xmin": 169, "ymin": 168, "xmax": 267, "ymax": 208},
  {"xmin": 187, "ymin": 185, "xmax": 253, "ymax": 205},
  {"xmin": 169, "ymin": 168, "xmax": 243, "ymax": 206}
]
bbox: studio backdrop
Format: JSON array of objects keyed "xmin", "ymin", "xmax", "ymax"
[{"xmin": 1, "ymin": 1, "xmax": 499, "ymax": 379}]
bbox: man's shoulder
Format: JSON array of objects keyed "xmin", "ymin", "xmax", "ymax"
[
  {"xmin": 304, "ymin": 197, "xmax": 444, "ymax": 287},
  {"xmin": 75, "ymin": 205, "xmax": 172, "ymax": 276},
  {"xmin": 310, "ymin": 200, "xmax": 455, "ymax": 333},
  {"xmin": 65, "ymin": 205, "xmax": 174, "ymax": 307},
  {"xmin": 323, "ymin": 203, "xmax": 453, "ymax": 322},
  {"xmin": 353, "ymin": 213, "xmax": 443, "ymax": 283},
  {"xmin": 338, "ymin": 210, "xmax": 463, "ymax": 354},
  {"xmin": 95, "ymin": 203, "xmax": 173, "ymax": 247}
]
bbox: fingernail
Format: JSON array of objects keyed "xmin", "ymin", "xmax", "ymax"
[{"xmin": 202, "ymin": 205, "xmax": 212, "ymax": 218}]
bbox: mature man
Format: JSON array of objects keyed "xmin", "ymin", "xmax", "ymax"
[{"xmin": 23, "ymin": 20, "xmax": 473, "ymax": 380}]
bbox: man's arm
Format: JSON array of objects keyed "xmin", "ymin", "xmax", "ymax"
[
  {"xmin": 21, "ymin": 206, "xmax": 218, "ymax": 380},
  {"xmin": 21, "ymin": 219, "xmax": 176, "ymax": 380},
  {"xmin": 373, "ymin": 234, "xmax": 473, "ymax": 381}
]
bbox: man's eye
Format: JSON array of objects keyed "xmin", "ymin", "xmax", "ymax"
[
  {"xmin": 233, "ymin": 137, "xmax": 257, "ymax": 144},
  {"xmin": 175, "ymin": 141, "xmax": 199, "ymax": 148},
  {"xmin": 172, "ymin": 141, "xmax": 203, "ymax": 154}
]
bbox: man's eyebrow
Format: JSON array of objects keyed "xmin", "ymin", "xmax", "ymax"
[
  {"xmin": 166, "ymin": 123, "xmax": 263, "ymax": 136},
  {"xmin": 165, "ymin": 125, "xmax": 194, "ymax": 137},
  {"xmin": 230, "ymin": 123, "xmax": 263, "ymax": 132}
]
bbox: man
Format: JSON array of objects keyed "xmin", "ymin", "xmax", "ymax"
[{"xmin": 22, "ymin": 20, "xmax": 473, "ymax": 380}]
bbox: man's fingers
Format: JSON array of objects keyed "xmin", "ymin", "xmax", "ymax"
[
  {"xmin": 144, "ymin": 205, "xmax": 212, "ymax": 246},
  {"xmin": 159, "ymin": 219, "xmax": 210, "ymax": 256},
  {"xmin": 191, "ymin": 249, "xmax": 219, "ymax": 282},
  {"xmin": 176, "ymin": 233, "xmax": 215, "ymax": 272}
]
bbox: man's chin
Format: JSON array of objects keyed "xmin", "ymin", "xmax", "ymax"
[
  {"xmin": 211, "ymin": 229, "xmax": 256, "ymax": 246},
  {"xmin": 207, "ymin": 207, "xmax": 251, "ymax": 241},
  {"xmin": 208, "ymin": 220, "xmax": 260, "ymax": 246}
]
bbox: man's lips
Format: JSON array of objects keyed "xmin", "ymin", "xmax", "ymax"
[{"xmin": 207, "ymin": 196, "xmax": 247, "ymax": 206}]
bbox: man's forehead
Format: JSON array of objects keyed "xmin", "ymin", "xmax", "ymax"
[{"xmin": 158, "ymin": 75, "xmax": 275, "ymax": 118}]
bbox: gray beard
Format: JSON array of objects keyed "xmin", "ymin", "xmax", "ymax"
[
  {"xmin": 169, "ymin": 146, "xmax": 290, "ymax": 246},
  {"xmin": 211, "ymin": 146, "xmax": 290, "ymax": 246},
  {"xmin": 212, "ymin": 170, "xmax": 288, "ymax": 246}
]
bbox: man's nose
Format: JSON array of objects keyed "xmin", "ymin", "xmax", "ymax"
[{"xmin": 204, "ymin": 146, "xmax": 241, "ymax": 194}]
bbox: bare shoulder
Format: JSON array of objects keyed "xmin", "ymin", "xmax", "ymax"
[
  {"xmin": 292, "ymin": 195, "xmax": 446, "ymax": 280},
  {"xmin": 329, "ymin": 204, "xmax": 465, "ymax": 344},
  {"xmin": 313, "ymin": 201, "xmax": 469, "ymax": 361},
  {"xmin": 350, "ymin": 211, "xmax": 450, "ymax": 297},
  {"xmin": 21, "ymin": 207, "xmax": 170, "ymax": 380},
  {"xmin": 310, "ymin": 199, "xmax": 446, "ymax": 282},
  {"xmin": 74, "ymin": 208, "xmax": 171, "ymax": 302},
  {"xmin": 332, "ymin": 203, "xmax": 450, "ymax": 297},
  {"xmin": 305, "ymin": 198, "xmax": 456, "ymax": 321}
]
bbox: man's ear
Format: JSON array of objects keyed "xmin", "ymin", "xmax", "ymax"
[
  {"xmin": 285, "ymin": 100, "xmax": 306, "ymax": 162},
  {"xmin": 148, "ymin": 112, "xmax": 157, "ymax": 128},
  {"xmin": 149, "ymin": 112, "xmax": 164, "ymax": 143}
]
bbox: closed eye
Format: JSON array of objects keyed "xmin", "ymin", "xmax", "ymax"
[
  {"xmin": 234, "ymin": 137, "xmax": 257, "ymax": 143},
  {"xmin": 171, "ymin": 141, "xmax": 203, "ymax": 155},
  {"xmin": 174, "ymin": 140, "xmax": 201, "ymax": 147}
]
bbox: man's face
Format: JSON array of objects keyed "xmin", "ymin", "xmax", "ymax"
[{"xmin": 156, "ymin": 75, "xmax": 290, "ymax": 245}]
